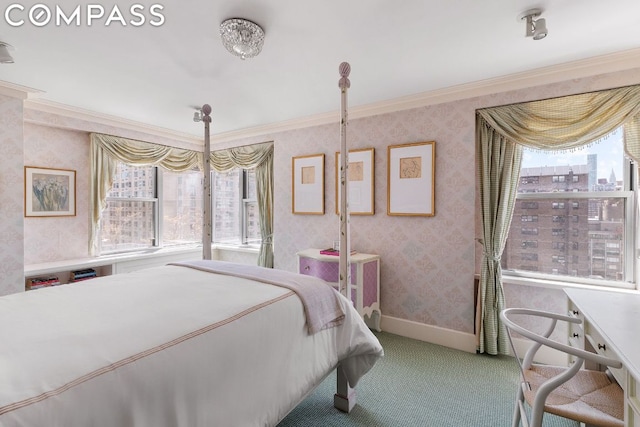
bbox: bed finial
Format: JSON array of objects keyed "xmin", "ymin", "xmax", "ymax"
[
  {"xmin": 201, "ymin": 104, "xmax": 212, "ymax": 123},
  {"xmin": 338, "ymin": 62, "xmax": 350, "ymax": 89}
]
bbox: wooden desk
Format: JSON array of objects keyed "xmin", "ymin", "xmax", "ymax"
[{"xmin": 565, "ymin": 288, "xmax": 640, "ymax": 427}]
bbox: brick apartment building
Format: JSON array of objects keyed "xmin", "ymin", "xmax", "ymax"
[{"xmin": 503, "ymin": 154, "xmax": 624, "ymax": 281}]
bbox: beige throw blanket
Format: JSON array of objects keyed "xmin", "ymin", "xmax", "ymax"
[{"xmin": 171, "ymin": 260, "xmax": 345, "ymax": 334}]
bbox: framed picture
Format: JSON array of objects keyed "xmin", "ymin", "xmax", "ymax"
[
  {"xmin": 292, "ymin": 154, "xmax": 324, "ymax": 214},
  {"xmin": 335, "ymin": 148, "xmax": 375, "ymax": 215},
  {"xmin": 24, "ymin": 166, "xmax": 76, "ymax": 217},
  {"xmin": 387, "ymin": 141, "xmax": 435, "ymax": 216}
]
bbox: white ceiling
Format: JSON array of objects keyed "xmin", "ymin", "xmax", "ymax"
[{"xmin": 1, "ymin": 0, "xmax": 640, "ymax": 140}]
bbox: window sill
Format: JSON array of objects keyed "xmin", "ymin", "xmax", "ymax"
[
  {"xmin": 501, "ymin": 273, "xmax": 639, "ymax": 294},
  {"xmin": 25, "ymin": 245, "xmax": 203, "ymax": 277},
  {"xmin": 213, "ymin": 244, "xmax": 260, "ymax": 254}
]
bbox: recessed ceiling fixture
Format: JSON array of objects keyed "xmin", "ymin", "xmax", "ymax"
[
  {"xmin": 519, "ymin": 8, "xmax": 548, "ymax": 40},
  {"xmin": 219, "ymin": 18, "xmax": 265, "ymax": 60},
  {"xmin": 0, "ymin": 41, "xmax": 15, "ymax": 64}
]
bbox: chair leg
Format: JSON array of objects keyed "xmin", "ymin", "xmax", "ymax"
[{"xmin": 512, "ymin": 384, "xmax": 524, "ymax": 427}]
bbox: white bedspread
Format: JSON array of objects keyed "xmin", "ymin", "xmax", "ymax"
[{"xmin": 0, "ymin": 264, "xmax": 382, "ymax": 427}]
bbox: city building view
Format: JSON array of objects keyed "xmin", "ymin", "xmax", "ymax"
[
  {"xmin": 212, "ymin": 169, "xmax": 261, "ymax": 245},
  {"xmin": 503, "ymin": 152, "xmax": 627, "ymax": 281},
  {"xmin": 100, "ymin": 164, "xmax": 157, "ymax": 252},
  {"xmin": 100, "ymin": 164, "xmax": 259, "ymax": 253}
]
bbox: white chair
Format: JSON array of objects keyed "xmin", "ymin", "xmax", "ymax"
[{"xmin": 500, "ymin": 308, "xmax": 624, "ymax": 427}]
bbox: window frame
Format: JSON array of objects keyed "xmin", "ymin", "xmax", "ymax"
[
  {"xmin": 211, "ymin": 168, "xmax": 260, "ymax": 247},
  {"xmin": 101, "ymin": 164, "xmax": 160, "ymax": 254},
  {"xmin": 504, "ymin": 147, "xmax": 636, "ymax": 290}
]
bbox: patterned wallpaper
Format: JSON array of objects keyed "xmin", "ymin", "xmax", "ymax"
[
  {"xmin": 11, "ymin": 66, "xmax": 640, "ymax": 335},
  {"xmin": 23, "ymin": 125, "xmax": 90, "ymax": 264},
  {"xmin": 0, "ymin": 95, "xmax": 25, "ymax": 296}
]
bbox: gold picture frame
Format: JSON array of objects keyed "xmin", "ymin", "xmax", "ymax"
[
  {"xmin": 292, "ymin": 153, "xmax": 325, "ymax": 214},
  {"xmin": 335, "ymin": 148, "xmax": 375, "ymax": 215},
  {"xmin": 387, "ymin": 141, "xmax": 435, "ymax": 216},
  {"xmin": 24, "ymin": 166, "xmax": 77, "ymax": 217}
]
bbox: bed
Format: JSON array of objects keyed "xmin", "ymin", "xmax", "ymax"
[{"xmin": 0, "ymin": 260, "xmax": 383, "ymax": 427}]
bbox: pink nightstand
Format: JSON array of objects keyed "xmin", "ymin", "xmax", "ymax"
[{"xmin": 296, "ymin": 248, "xmax": 381, "ymax": 331}]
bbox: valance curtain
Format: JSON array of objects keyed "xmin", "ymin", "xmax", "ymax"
[
  {"xmin": 89, "ymin": 133, "xmax": 202, "ymax": 256},
  {"xmin": 476, "ymin": 85, "xmax": 640, "ymax": 355},
  {"xmin": 209, "ymin": 142, "xmax": 274, "ymax": 268}
]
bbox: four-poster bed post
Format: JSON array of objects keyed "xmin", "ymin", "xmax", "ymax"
[
  {"xmin": 334, "ymin": 61, "xmax": 357, "ymax": 413},
  {"xmin": 201, "ymin": 104, "xmax": 213, "ymax": 260},
  {"xmin": 337, "ymin": 61, "xmax": 352, "ymax": 300}
]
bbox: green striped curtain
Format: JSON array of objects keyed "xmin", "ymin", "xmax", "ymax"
[
  {"xmin": 476, "ymin": 84, "xmax": 640, "ymax": 355},
  {"xmin": 476, "ymin": 119, "xmax": 522, "ymax": 355}
]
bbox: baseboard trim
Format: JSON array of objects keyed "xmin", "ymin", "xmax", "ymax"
[
  {"xmin": 380, "ymin": 315, "xmax": 568, "ymax": 366},
  {"xmin": 380, "ymin": 315, "xmax": 477, "ymax": 354}
]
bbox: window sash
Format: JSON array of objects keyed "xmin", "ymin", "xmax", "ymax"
[
  {"xmin": 212, "ymin": 169, "xmax": 260, "ymax": 246},
  {"xmin": 100, "ymin": 198, "xmax": 158, "ymax": 253},
  {"xmin": 99, "ymin": 164, "xmax": 159, "ymax": 254},
  {"xmin": 504, "ymin": 190, "xmax": 635, "ymax": 289}
]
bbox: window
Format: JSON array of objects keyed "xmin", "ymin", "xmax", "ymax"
[
  {"xmin": 503, "ymin": 127, "xmax": 634, "ymax": 288},
  {"xmin": 161, "ymin": 170, "xmax": 203, "ymax": 246},
  {"xmin": 100, "ymin": 163, "xmax": 158, "ymax": 252},
  {"xmin": 100, "ymin": 164, "xmax": 204, "ymax": 254},
  {"xmin": 212, "ymin": 168, "xmax": 261, "ymax": 245}
]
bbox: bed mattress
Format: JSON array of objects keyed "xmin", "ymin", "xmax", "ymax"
[{"xmin": 0, "ymin": 261, "xmax": 382, "ymax": 427}]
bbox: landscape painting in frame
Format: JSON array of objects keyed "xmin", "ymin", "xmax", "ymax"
[{"xmin": 24, "ymin": 166, "xmax": 76, "ymax": 217}]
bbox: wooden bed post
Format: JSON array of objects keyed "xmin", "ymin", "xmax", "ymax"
[
  {"xmin": 338, "ymin": 62, "xmax": 352, "ymax": 299},
  {"xmin": 335, "ymin": 62, "xmax": 357, "ymax": 413},
  {"xmin": 334, "ymin": 363, "xmax": 357, "ymax": 413},
  {"xmin": 202, "ymin": 104, "xmax": 213, "ymax": 260}
]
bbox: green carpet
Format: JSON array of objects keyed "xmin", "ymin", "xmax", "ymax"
[{"xmin": 278, "ymin": 332, "xmax": 577, "ymax": 427}]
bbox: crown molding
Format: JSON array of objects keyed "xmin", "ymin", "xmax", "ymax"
[
  {"xmin": 209, "ymin": 47, "xmax": 640, "ymax": 144},
  {"xmin": 24, "ymin": 98, "xmax": 203, "ymax": 150},
  {"xmin": 18, "ymin": 47, "xmax": 640, "ymax": 146},
  {"xmin": 349, "ymin": 47, "xmax": 640, "ymax": 119},
  {"xmin": 0, "ymin": 79, "xmax": 43, "ymax": 100}
]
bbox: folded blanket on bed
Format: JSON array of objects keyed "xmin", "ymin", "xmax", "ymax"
[{"xmin": 170, "ymin": 260, "xmax": 345, "ymax": 334}]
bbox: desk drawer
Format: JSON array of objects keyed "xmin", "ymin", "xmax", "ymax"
[
  {"xmin": 585, "ymin": 323, "xmax": 626, "ymax": 389},
  {"xmin": 567, "ymin": 301, "xmax": 584, "ymax": 367},
  {"xmin": 567, "ymin": 301, "xmax": 584, "ymax": 323}
]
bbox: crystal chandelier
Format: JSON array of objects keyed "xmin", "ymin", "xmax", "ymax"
[{"xmin": 219, "ymin": 18, "xmax": 265, "ymax": 60}]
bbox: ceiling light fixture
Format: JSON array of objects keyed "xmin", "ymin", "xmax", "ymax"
[
  {"xmin": 219, "ymin": 18, "xmax": 265, "ymax": 60},
  {"xmin": 0, "ymin": 41, "xmax": 15, "ymax": 64},
  {"xmin": 519, "ymin": 8, "xmax": 548, "ymax": 40}
]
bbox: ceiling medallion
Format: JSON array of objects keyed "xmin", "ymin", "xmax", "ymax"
[{"xmin": 219, "ymin": 18, "xmax": 265, "ymax": 60}]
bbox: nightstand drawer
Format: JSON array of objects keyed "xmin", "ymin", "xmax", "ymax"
[{"xmin": 299, "ymin": 257, "xmax": 355, "ymax": 284}]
